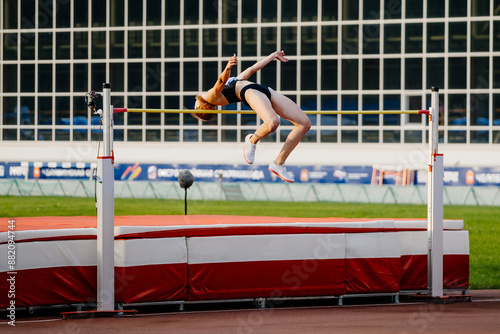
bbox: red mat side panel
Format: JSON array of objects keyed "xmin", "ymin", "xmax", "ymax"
[
  {"xmin": 188, "ymin": 259, "xmax": 346, "ymax": 300},
  {"xmin": 400, "ymin": 255, "xmax": 427, "ymax": 290},
  {"xmin": 115, "ymin": 263, "xmax": 187, "ymax": 303},
  {"xmin": 0, "ymin": 266, "xmax": 96, "ymax": 308},
  {"xmin": 187, "ymin": 234, "xmax": 346, "ymax": 300},
  {"xmin": 399, "ymin": 231, "xmax": 469, "ymax": 290},
  {"xmin": 345, "ymin": 233, "xmax": 401, "ymax": 294},
  {"xmin": 400, "ymin": 254, "xmax": 469, "ymax": 290},
  {"xmin": 114, "ymin": 238, "xmax": 188, "ymax": 303},
  {"xmin": 345, "ymin": 258, "xmax": 401, "ymax": 293},
  {"xmin": 443, "ymin": 254, "xmax": 469, "ymax": 289}
]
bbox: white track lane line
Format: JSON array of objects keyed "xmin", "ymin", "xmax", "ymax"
[{"xmin": 0, "ymin": 319, "xmax": 62, "ymax": 325}]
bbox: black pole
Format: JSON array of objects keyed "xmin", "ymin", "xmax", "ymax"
[{"xmin": 184, "ymin": 188, "xmax": 188, "ymax": 215}]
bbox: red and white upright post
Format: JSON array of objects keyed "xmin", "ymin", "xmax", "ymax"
[
  {"xmin": 427, "ymin": 87, "xmax": 444, "ymax": 297},
  {"xmin": 96, "ymin": 83, "xmax": 115, "ymax": 311}
]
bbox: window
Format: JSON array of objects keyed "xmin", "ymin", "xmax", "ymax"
[
  {"xmin": 128, "ymin": 1, "xmax": 143, "ymax": 26},
  {"xmin": 321, "ymin": 60, "xmax": 338, "ymax": 90},
  {"xmin": 301, "ymin": 60, "xmax": 317, "ymax": 91},
  {"xmin": 428, "ymin": 0, "xmax": 445, "ymax": 17},
  {"xmin": 222, "ymin": 28, "xmax": 237, "ymax": 57},
  {"xmin": 92, "ymin": 0, "xmax": 106, "ymax": 27},
  {"xmin": 74, "ymin": 32, "xmax": 88, "ymax": 59},
  {"xmin": 448, "ymin": 58, "xmax": 467, "ymax": 89},
  {"xmin": 302, "ymin": 26, "xmax": 317, "ymax": 55},
  {"xmin": 241, "ymin": 28, "xmax": 257, "ymax": 56},
  {"xmin": 449, "ymin": 0, "xmax": 467, "ymax": 17},
  {"xmin": 384, "ymin": 0, "xmax": 401, "ymax": 19},
  {"xmin": 22, "ymin": 0, "xmax": 36, "ymax": 29},
  {"xmin": 384, "ymin": 24, "xmax": 401, "ymax": 53},
  {"xmin": 261, "ymin": 27, "xmax": 277, "ymax": 55},
  {"xmin": 110, "ymin": 31, "xmax": 124, "ymax": 58},
  {"xmin": 363, "ymin": 24, "xmax": 380, "ymax": 54},
  {"xmin": 2, "ymin": 65, "xmax": 17, "ymax": 93},
  {"xmin": 128, "ymin": 30, "xmax": 143, "ymax": 58},
  {"xmin": 342, "ymin": 59, "xmax": 358, "ymax": 90},
  {"xmin": 147, "ymin": 0, "xmax": 162, "ymax": 25},
  {"xmin": 3, "ymin": 0, "xmax": 17, "ymax": 29},
  {"xmin": 282, "ymin": 27, "xmax": 297, "ymax": 55},
  {"xmin": 38, "ymin": 64, "xmax": 52, "ymax": 92},
  {"xmin": 384, "ymin": 58, "xmax": 400, "ymax": 89},
  {"xmin": 281, "ymin": 61, "xmax": 297, "ymax": 91},
  {"xmin": 427, "ymin": 23, "xmax": 444, "ymax": 53},
  {"xmin": 166, "ymin": 0, "xmax": 180, "ymax": 25},
  {"xmin": 21, "ymin": 64, "xmax": 35, "ymax": 92},
  {"xmin": 56, "ymin": 33, "xmax": 70, "ymax": 60},
  {"xmin": 471, "ymin": 22, "xmax": 489, "ymax": 52},
  {"xmin": 39, "ymin": 0, "xmax": 53, "ymax": 29},
  {"xmin": 471, "ymin": 57, "xmax": 489, "ymax": 89},
  {"xmin": 302, "ymin": 0, "xmax": 318, "ymax": 21},
  {"xmin": 222, "ymin": 0, "xmax": 238, "ymax": 24},
  {"xmin": 38, "ymin": 33, "xmax": 53, "ymax": 60},
  {"xmin": 405, "ymin": 59, "xmax": 422, "ymax": 90},
  {"xmin": 342, "ymin": 25, "xmax": 359, "ymax": 54},
  {"xmin": 427, "ymin": 58, "xmax": 444, "ymax": 89},
  {"xmin": 74, "ymin": 64, "xmax": 89, "ymax": 92},
  {"xmin": 364, "ymin": 0, "xmax": 379, "ymax": 19},
  {"xmin": 406, "ymin": 0, "xmax": 423, "ymax": 18},
  {"xmin": 282, "ymin": 0, "xmax": 297, "ymax": 22},
  {"xmin": 242, "ymin": 0, "xmax": 257, "ymax": 23},
  {"xmin": 92, "ymin": 31, "xmax": 106, "ymax": 59},
  {"xmin": 322, "ymin": 26, "xmax": 338, "ymax": 55},
  {"xmin": 343, "ymin": 0, "xmax": 358, "ymax": 20},
  {"xmin": 363, "ymin": 59, "xmax": 379, "ymax": 90},
  {"xmin": 405, "ymin": 23, "xmax": 422, "ymax": 53},
  {"xmin": 471, "ymin": 0, "xmax": 490, "ymax": 16},
  {"xmin": 74, "ymin": 0, "xmax": 88, "ymax": 27},
  {"xmin": 146, "ymin": 30, "xmax": 162, "ymax": 58},
  {"xmin": 262, "ymin": 0, "xmax": 277, "ymax": 22},
  {"xmin": 110, "ymin": 0, "xmax": 125, "ymax": 26},
  {"xmin": 21, "ymin": 33, "xmax": 36, "ymax": 60}
]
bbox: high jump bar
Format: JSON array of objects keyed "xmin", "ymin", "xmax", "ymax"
[{"xmin": 113, "ymin": 108, "xmax": 429, "ymax": 115}]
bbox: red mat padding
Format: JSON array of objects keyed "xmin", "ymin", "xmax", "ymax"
[{"xmin": 0, "ymin": 215, "xmax": 469, "ymax": 307}]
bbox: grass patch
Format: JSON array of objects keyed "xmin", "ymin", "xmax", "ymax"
[{"xmin": 1, "ymin": 195, "xmax": 498, "ymax": 289}]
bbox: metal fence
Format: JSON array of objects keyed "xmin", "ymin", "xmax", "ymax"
[{"xmin": 1, "ymin": 179, "xmax": 499, "ymax": 206}]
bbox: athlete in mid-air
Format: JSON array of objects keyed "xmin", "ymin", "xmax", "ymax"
[{"xmin": 193, "ymin": 51, "xmax": 311, "ymax": 183}]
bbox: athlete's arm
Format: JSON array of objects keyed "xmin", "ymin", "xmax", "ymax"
[
  {"xmin": 204, "ymin": 54, "xmax": 237, "ymax": 103},
  {"xmin": 237, "ymin": 50, "xmax": 289, "ymax": 81}
]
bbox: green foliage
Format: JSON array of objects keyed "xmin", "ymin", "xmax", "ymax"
[{"xmin": 1, "ymin": 196, "xmax": 498, "ymax": 289}]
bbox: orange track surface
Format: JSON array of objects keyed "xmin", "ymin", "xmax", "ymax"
[{"xmin": 2, "ymin": 215, "xmax": 424, "ymax": 232}]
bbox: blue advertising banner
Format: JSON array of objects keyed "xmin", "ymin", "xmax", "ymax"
[
  {"xmin": 114, "ymin": 163, "xmax": 374, "ymax": 184},
  {"xmin": 0, "ymin": 163, "xmax": 27, "ymax": 179},
  {"xmin": 0, "ymin": 162, "xmax": 93, "ymax": 180},
  {"xmin": 414, "ymin": 167, "xmax": 500, "ymax": 187},
  {"xmin": 1, "ymin": 161, "xmax": 499, "ymax": 186},
  {"xmin": 28, "ymin": 163, "xmax": 94, "ymax": 180}
]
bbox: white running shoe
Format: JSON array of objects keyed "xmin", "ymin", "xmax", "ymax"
[
  {"xmin": 243, "ymin": 134, "xmax": 257, "ymax": 164},
  {"xmin": 268, "ymin": 161, "xmax": 295, "ymax": 183}
]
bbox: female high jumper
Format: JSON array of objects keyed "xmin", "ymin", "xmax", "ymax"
[{"xmin": 193, "ymin": 51, "xmax": 311, "ymax": 183}]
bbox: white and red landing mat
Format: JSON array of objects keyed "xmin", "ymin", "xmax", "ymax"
[{"xmin": 0, "ymin": 215, "xmax": 468, "ymax": 307}]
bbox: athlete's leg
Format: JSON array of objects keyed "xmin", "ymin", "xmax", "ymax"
[
  {"xmin": 268, "ymin": 89, "xmax": 311, "ymax": 165},
  {"xmin": 244, "ymin": 90, "xmax": 280, "ymax": 144}
]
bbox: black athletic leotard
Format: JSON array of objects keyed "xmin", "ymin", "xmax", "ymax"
[{"xmin": 221, "ymin": 77, "xmax": 272, "ymax": 108}]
